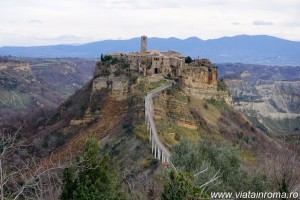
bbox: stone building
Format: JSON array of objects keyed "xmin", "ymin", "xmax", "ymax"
[
  {"xmin": 109, "ymin": 36, "xmax": 186, "ymax": 77},
  {"xmin": 105, "ymin": 36, "xmax": 219, "ymax": 82},
  {"xmin": 92, "ymin": 36, "xmax": 232, "ymax": 104}
]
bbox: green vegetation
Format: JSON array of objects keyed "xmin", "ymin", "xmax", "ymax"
[
  {"xmin": 133, "ymin": 123, "xmax": 148, "ymax": 143},
  {"xmin": 170, "ymin": 139, "xmax": 269, "ymax": 194},
  {"xmin": 156, "ymin": 118, "xmax": 199, "ymax": 146},
  {"xmin": 261, "ymin": 116, "xmax": 300, "ymax": 135},
  {"xmin": 217, "ymin": 79, "xmax": 229, "ymax": 92},
  {"xmin": 185, "ymin": 56, "xmax": 193, "ymax": 64},
  {"xmin": 161, "ymin": 170, "xmax": 203, "ymax": 200},
  {"xmin": 0, "ymin": 90, "xmax": 33, "ymax": 109},
  {"xmin": 206, "ymin": 98, "xmax": 226, "ymax": 110},
  {"xmin": 129, "ymin": 72, "xmax": 138, "ymax": 84},
  {"xmin": 145, "ymin": 80, "xmax": 168, "ymax": 94},
  {"xmin": 60, "ymin": 138, "xmax": 126, "ymax": 200},
  {"xmin": 100, "ymin": 54, "xmax": 117, "ymax": 64},
  {"xmin": 120, "ymin": 62, "xmax": 130, "ymax": 69}
]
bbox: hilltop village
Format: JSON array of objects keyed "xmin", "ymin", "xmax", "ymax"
[
  {"xmin": 92, "ymin": 35, "xmax": 231, "ymax": 103},
  {"xmin": 107, "ymin": 35, "xmax": 218, "ymax": 80}
]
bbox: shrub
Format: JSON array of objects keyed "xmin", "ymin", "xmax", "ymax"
[
  {"xmin": 129, "ymin": 73, "xmax": 138, "ymax": 84},
  {"xmin": 60, "ymin": 138, "xmax": 126, "ymax": 200},
  {"xmin": 203, "ymin": 102, "xmax": 208, "ymax": 110},
  {"xmin": 185, "ymin": 56, "xmax": 193, "ymax": 64},
  {"xmin": 171, "ymin": 138, "xmax": 270, "ymax": 193},
  {"xmin": 217, "ymin": 79, "xmax": 229, "ymax": 91}
]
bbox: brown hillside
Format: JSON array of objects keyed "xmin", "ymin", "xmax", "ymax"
[{"xmin": 39, "ymin": 94, "xmax": 129, "ymax": 167}]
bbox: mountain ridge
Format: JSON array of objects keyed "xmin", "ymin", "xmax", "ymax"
[{"xmin": 1, "ymin": 35, "xmax": 300, "ymax": 65}]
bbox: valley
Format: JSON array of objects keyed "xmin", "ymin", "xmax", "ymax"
[
  {"xmin": 0, "ymin": 56, "xmax": 95, "ymax": 121},
  {"xmin": 218, "ymin": 63, "xmax": 300, "ymax": 137}
]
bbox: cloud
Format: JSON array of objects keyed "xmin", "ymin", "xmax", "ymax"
[
  {"xmin": 253, "ymin": 20, "xmax": 274, "ymax": 26},
  {"xmin": 1, "ymin": 0, "xmax": 300, "ymax": 45},
  {"xmin": 35, "ymin": 35, "xmax": 92, "ymax": 44},
  {"xmin": 28, "ymin": 19, "xmax": 43, "ymax": 24},
  {"xmin": 283, "ymin": 21, "xmax": 300, "ymax": 27}
]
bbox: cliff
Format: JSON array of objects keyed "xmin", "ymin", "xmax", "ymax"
[{"xmin": 181, "ymin": 66, "xmax": 232, "ymax": 104}]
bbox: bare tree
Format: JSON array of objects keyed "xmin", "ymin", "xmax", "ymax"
[
  {"xmin": 123, "ymin": 167, "xmax": 163, "ymax": 200},
  {"xmin": 265, "ymin": 144, "xmax": 300, "ymax": 194},
  {"xmin": 0, "ymin": 126, "xmax": 64, "ymax": 199}
]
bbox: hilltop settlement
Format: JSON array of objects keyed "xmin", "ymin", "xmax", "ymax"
[{"xmin": 93, "ymin": 35, "xmax": 231, "ymax": 103}]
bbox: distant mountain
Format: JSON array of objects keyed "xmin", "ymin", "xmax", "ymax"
[{"xmin": 1, "ymin": 35, "xmax": 300, "ymax": 65}]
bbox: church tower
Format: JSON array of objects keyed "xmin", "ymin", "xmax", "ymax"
[{"xmin": 140, "ymin": 35, "xmax": 147, "ymax": 53}]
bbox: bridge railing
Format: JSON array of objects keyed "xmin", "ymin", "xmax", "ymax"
[{"xmin": 145, "ymin": 81, "xmax": 174, "ymax": 163}]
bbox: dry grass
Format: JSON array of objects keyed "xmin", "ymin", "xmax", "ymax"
[
  {"xmin": 189, "ymin": 97, "xmax": 221, "ymax": 127},
  {"xmin": 144, "ymin": 79, "xmax": 168, "ymax": 94},
  {"xmin": 133, "ymin": 123, "xmax": 148, "ymax": 143},
  {"xmin": 38, "ymin": 95, "xmax": 128, "ymax": 168}
]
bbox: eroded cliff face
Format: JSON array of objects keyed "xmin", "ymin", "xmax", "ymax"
[
  {"xmin": 226, "ymin": 78, "xmax": 300, "ymax": 134},
  {"xmin": 181, "ymin": 66, "xmax": 218, "ymax": 86},
  {"xmin": 227, "ymin": 80, "xmax": 300, "ymax": 118},
  {"xmin": 181, "ymin": 66, "xmax": 232, "ymax": 104},
  {"xmin": 92, "ymin": 75, "xmax": 130, "ymax": 101}
]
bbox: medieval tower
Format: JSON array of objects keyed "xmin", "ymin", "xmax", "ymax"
[{"xmin": 140, "ymin": 35, "xmax": 147, "ymax": 53}]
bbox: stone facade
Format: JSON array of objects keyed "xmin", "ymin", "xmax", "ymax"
[{"xmin": 108, "ymin": 36, "xmax": 189, "ymax": 78}]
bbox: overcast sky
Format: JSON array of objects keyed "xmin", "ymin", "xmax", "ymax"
[{"xmin": 0, "ymin": 0, "xmax": 300, "ymax": 46}]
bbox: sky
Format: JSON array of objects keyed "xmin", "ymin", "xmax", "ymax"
[{"xmin": 0, "ymin": 0, "xmax": 300, "ymax": 46}]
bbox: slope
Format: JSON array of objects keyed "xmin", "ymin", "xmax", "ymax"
[
  {"xmin": 0, "ymin": 57, "xmax": 95, "ymax": 122},
  {"xmin": 9, "ymin": 59, "xmax": 297, "ymax": 198}
]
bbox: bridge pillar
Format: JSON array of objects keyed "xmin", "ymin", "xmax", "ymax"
[
  {"xmin": 158, "ymin": 148, "xmax": 161, "ymax": 160},
  {"xmin": 151, "ymin": 138, "xmax": 154, "ymax": 153},
  {"xmin": 149, "ymin": 126, "xmax": 152, "ymax": 142}
]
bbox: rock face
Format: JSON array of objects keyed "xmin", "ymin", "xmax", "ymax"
[
  {"xmin": 92, "ymin": 61, "xmax": 135, "ymax": 101},
  {"xmin": 219, "ymin": 63, "xmax": 300, "ymax": 134},
  {"xmin": 181, "ymin": 66, "xmax": 218, "ymax": 86},
  {"xmin": 92, "ymin": 76, "xmax": 130, "ymax": 101},
  {"xmin": 93, "ymin": 56, "xmax": 232, "ymax": 105},
  {"xmin": 181, "ymin": 66, "xmax": 232, "ymax": 104},
  {"xmin": 227, "ymin": 80, "xmax": 300, "ymax": 118}
]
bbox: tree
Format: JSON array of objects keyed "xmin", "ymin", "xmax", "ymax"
[
  {"xmin": 60, "ymin": 138, "xmax": 126, "ymax": 200},
  {"xmin": 170, "ymin": 138, "xmax": 269, "ymax": 193},
  {"xmin": 161, "ymin": 170, "xmax": 202, "ymax": 200},
  {"xmin": 266, "ymin": 145, "xmax": 300, "ymax": 195},
  {"xmin": 185, "ymin": 56, "xmax": 193, "ymax": 64},
  {"xmin": 0, "ymin": 126, "xmax": 62, "ymax": 199}
]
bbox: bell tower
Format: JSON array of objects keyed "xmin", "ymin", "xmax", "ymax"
[{"xmin": 140, "ymin": 35, "xmax": 147, "ymax": 53}]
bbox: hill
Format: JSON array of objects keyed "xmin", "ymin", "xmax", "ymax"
[
  {"xmin": 0, "ymin": 57, "xmax": 95, "ymax": 120},
  {"xmin": 2, "ymin": 57, "xmax": 298, "ymax": 199},
  {"xmin": 1, "ymin": 35, "xmax": 300, "ymax": 65}
]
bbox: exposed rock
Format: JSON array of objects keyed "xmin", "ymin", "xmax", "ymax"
[
  {"xmin": 92, "ymin": 75, "xmax": 130, "ymax": 101},
  {"xmin": 227, "ymin": 80, "xmax": 300, "ymax": 119},
  {"xmin": 181, "ymin": 66, "xmax": 232, "ymax": 104}
]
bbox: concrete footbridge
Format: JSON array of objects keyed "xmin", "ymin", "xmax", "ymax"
[{"xmin": 145, "ymin": 80, "xmax": 174, "ymax": 163}]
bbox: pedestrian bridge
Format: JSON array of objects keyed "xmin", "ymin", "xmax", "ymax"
[{"xmin": 144, "ymin": 81, "xmax": 174, "ymax": 163}]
